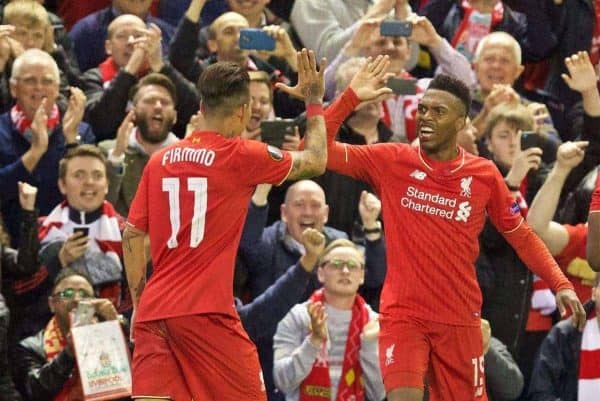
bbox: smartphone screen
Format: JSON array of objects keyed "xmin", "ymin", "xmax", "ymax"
[
  {"xmin": 520, "ymin": 131, "xmax": 544, "ymax": 150},
  {"xmin": 386, "ymin": 77, "xmax": 417, "ymax": 95},
  {"xmin": 260, "ymin": 120, "xmax": 295, "ymax": 148},
  {"xmin": 73, "ymin": 227, "xmax": 89, "ymax": 237},
  {"xmin": 239, "ymin": 28, "xmax": 276, "ymax": 51},
  {"xmin": 380, "ymin": 20, "xmax": 412, "ymax": 37}
]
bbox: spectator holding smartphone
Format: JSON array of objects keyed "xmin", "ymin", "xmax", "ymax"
[
  {"xmin": 14, "ymin": 268, "xmax": 127, "ymax": 401},
  {"xmin": 38, "ymin": 145, "xmax": 126, "ymax": 311}
]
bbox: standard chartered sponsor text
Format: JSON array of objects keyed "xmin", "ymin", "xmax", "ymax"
[{"xmin": 401, "ymin": 186, "xmax": 457, "ymax": 219}]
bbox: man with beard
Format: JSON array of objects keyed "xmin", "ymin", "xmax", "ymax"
[
  {"xmin": 82, "ymin": 14, "xmax": 197, "ymax": 141},
  {"xmin": 99, "ymin": 73, "xmax": 178, "ymax": 217}
]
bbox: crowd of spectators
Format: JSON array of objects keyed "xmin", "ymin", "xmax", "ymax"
[{"xmin": 0, "ymin": 0, "xmax": 599, "ymax": 400}]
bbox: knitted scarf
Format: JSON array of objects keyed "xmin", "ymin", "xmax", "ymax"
[
  {"xmin": 39, "ymin": 201, "xmax": 123, "ymax": 306},
  {"xmin": 300, "ymin": 289, "xmax": 369, "ymax": 401},
  {"xmin": 11, "ymin": 103, "xmax": 60, "ymax": 138},
  {"xmin": 43, "ymin": 317, "xmax": 83, "ymax": 401},
  {"xmin": 579, "ymin": 309, "xmax": 600, "ymax": 400}
]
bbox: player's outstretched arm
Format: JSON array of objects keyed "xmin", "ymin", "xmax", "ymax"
[{"xmin": 277, "ymin": 49, "xmax": 327, "ymax": 180}]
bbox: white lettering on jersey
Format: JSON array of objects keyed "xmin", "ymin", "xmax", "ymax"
[
  {"xmin": 162, "ymin": 147, "xmax": 216, "ymax": 167},
  {"xmin": 455, "ymin": 201, "xmax": 472, "ymax": 223}
]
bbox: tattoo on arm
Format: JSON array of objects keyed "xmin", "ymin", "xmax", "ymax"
[{"xmin": 287, "ymin": 115, "xmax": 327, "ymax": 180}]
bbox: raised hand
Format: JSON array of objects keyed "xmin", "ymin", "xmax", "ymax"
[
  {"xmin": 555, "ymin": 141, "xmax": 588, "ymax": 171},
  {"xmin": 483, "ymin": 84, "xmax": 520, "ymax": 111},
  {"xmin": 136, "ymin": 23, "xmax": 164, "ymax": 72},
  {"xmin": 301, "ymin": 228, "xmax": 326, "ymax": 262},
  {"xmin": 343, "ymin": 18, "xmax": 383, "ymax": 57},
  {"xmin": 114, "ymin": 110, "xmax": 135, "ymax": 158},
  {"xmin": 562, "ymin": 51, "xmax": 598, "ymax": 94},
  {"xmin": 361, "ymin": 317, "xmax": 380, "ymax": 341},
  {"xmin": 359, "ymin": 191, "xmax": 381, "ymax": 228},
  {"xmin": 18, "ymin": 181, "xmax": 37, "ymax": 211},
  {"xmin": 62, "ymin": 87, "xmax": 86, "ymax": 144},
  {"xmin": 556, "ymin": 288, "xmax": 586, "ymax": 331},
  {"xmin": 262, "ymin": 25, "xmax": 297, "ymax": 70},
  {"xmin": 407, "ymin": 14, "xmax": 442, "ymax": 49},
  {"xmin": 124, "ymin": 35, "xmax": 148, "ymax": 75},
  {"xmin": 348, "ymin": 55, "xmax": 393, "ymax": 102},
  {"xmin": 0, "ymin": 25, "xmax": 14, "ymax": 72},
  {"xmin": 275, "ymin": 48, "xmax": 326, "ymax": 103},
  {"xmin": 307, "ymin": 301, "xmax": 328, "ymax": 346},
  {"xmin": 58, "ymin": 231, "xmax": 89, "ymax": 267},
  {"xmin": 30, "ymin": 98, "xmax": 49, "ymax": 155},
  {"xmin": 505, "ymin": 146, "xmax": 543, "ymax": 188}
]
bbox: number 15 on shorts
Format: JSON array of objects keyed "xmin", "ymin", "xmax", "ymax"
[{"xmin": 471, "ymin": 355, "xmax": 485, "ymax": 397}]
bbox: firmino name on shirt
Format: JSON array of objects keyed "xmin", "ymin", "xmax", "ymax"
[{"xmin": 161, "ymin": 147, "xmax": 216, "ymax": 166}]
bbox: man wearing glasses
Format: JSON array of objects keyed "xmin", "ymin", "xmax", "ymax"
[
  {"xmin": 13, "ymin": 268, "xmax": 125, "ymax": 401},
  {"xmin": 273, "ymin": 239, "xmax": 385, "ymax": 401}
]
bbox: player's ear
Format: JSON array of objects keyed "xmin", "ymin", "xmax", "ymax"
[{"xmin": 455, "ymin": 116, "xmax": 466, "ymax": 133}]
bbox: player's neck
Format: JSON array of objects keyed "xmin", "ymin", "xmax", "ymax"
[
  {"xmin": 323, "ymin": 290, "xmax": 356, "ymax": 310},
  {"xmin": 421, "ymin": 144, "xmax": 459, "ymax": 162},
  {"xmin": 202, "ymin": 117, "xmax": 238, "ymax": 138}
]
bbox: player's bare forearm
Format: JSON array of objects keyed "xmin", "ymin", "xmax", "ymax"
[
  {"xmin": 288, "ymin": 115, "xmax": 327, "ymax": 180},
  {"xmin": 587, "ymin": 212, "xmax": 600, "ymax": 271},
  {"xmin": 122, "ymin": 225, "xmax": 148, "ymax": 308},
  {"xmin": 526, "ymin": 167, "xmax": 570, "ymax": 254}
]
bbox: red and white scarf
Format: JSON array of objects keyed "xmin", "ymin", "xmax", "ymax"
[
  {"xmin": 44, "ymin": 317, "xmax": 84, "ymax": 401},
  {"xmin": 579, "ymin": 309, "xmax": 600, "ymax": 400},
  {"xmin": 39, "ymin": 201, "xmax": 124, "ymax": 306},
  {"xmin": 300, "ymin": 289, "xmax": 370, "ymax": 401},
  {"xmin": 39, "ymin": 201, "xmax": 123, "ymax": 266},
  {"xmin": 11, "ymin": 103, "xmax": 60, "ymax": 137}
]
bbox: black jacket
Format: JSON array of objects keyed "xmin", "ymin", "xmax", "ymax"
[
  {"xmin": 82, "ymin": 62, "xmax": 199, "ymax": 141},
  {"xmin": 528, "ymin": 301, "xmax": 596, "ymax": 401}
]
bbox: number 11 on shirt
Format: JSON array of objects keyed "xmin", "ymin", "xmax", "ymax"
[{"xmin": 162, "ymin": 177, "xmax": 207, "ymax": 248}]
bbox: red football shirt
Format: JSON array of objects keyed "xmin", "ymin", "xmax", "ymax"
[
  {"xmin": 127, "ymin": 132, "xmax": 292, "ymax": 322},
  {"xmin": 556, "ymin": 224, "xmax": 594, "ymax": 303},
  {"xmin": 327, "ymin": 142, "xmax": 523, "ymax": 326}
]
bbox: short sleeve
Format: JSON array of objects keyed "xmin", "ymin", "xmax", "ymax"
[
  {"xmin": 486, "ymin": 164, "xmax": 523, "ymax": 233},
  {"xmin": 234, "ymin": 139, "xmax": 293, "ymax": 186},
  {"xmin": 126, "ymin": 163, "xmax": 150, "ymax": 232}
]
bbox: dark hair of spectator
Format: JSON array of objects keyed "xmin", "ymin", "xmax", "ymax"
[
  {"xmin": 428, "ymin": 74, "xmax": 471, "ymax": 116},
  {"xmin": 130, "ymin": 72, "xmax": 178, "ymax": 105},
  {"xmin": 52, "ymin": 267, "xmax": 94, "ymax": 293},
  {"xmin": 197, "ymin": 62, "xmax": 250, "ymax": 117},
  {"xmin": 595, "ymin": 272, "xmax": 600, "ymax": 288},
  {"xmin": 58, "ymin": 145, "xmax": 107, "ymax": 181}
]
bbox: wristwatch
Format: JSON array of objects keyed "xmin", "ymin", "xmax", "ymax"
[{"xmin": 363, "ymin": 221, "xmax": 382, "ymax": 234}]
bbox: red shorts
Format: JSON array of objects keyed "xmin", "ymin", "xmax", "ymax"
[
  {"xmin": 132, "ymin": 314, "xmax": 266, "ymax": 401},
  {"xmin": 379, "ymin": 316, "xmax": 487, "ymax": 401}
]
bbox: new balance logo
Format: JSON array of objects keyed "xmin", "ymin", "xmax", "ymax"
[
  {"xmin": 455, "ymin": 201, "xmax": 472, "ymax": 222},
  {"xmin": 385, "ymin": 344, "xmax": 396, "ymax": 366},
  {"xmin": 460, "ymin": 176, "xmax": 472, "ymax": 197},
  {"xmin": 410, "ymin": 170, "xmax": 427, "ymax": 180}
]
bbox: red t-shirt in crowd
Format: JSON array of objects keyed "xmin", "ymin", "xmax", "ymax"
[
  {"xmin": 556, "ymin": 223, "xmax": 594, "ymax": 302},
  {"xmin": 127, "ymin": 132, "xmax": 292, "ymax": 323}
]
